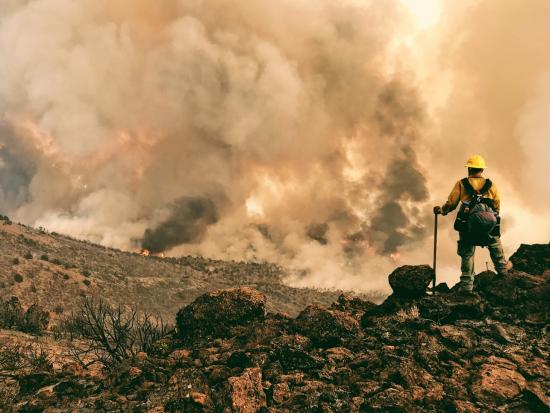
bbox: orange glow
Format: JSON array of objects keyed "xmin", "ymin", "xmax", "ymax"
[
  {"xmin": 140, "ymin": 249, "xmax": 165, "ymax": 258},
  {"xmin": 390, "ymin": 252, "xmax": 401, "ymax": 262}
]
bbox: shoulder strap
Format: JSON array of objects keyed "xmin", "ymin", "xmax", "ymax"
[
  {"xmin": 462, "ymin": 177, "xmax": 492, "ymax": 196},
  {"xmin": 480, "ymin": 179, "xmax": 492, "ymax": 195},
  {"xmin": 461, "ymin": 178, "xmax": 477, "ymax": 196}
]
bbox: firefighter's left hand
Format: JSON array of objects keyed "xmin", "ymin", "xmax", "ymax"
[{"xmin": 433, "ymin": 206, "xmax": 442, "ymax": 215}]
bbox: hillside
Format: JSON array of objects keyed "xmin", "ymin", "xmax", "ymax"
[
  {"xmin": 0, "ymin": 238, "xmax": 547, "ymax": 411},
  {"xmin": 0, "ymin": 216, "xmax": 370, "ymax": 319}
]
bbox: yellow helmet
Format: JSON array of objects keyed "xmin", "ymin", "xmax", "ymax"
[{"xmin": 465, "ymin": 155, "xmax": 487, "ymax": 169}]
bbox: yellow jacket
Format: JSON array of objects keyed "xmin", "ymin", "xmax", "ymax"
[{"xmin": 442, "ymin": 177, "xmax": 500, "ymax": 214}]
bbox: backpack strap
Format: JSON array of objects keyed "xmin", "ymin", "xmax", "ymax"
[
  {"xmin": 480, "ymin": 179, "xmax": 492, "ymax": 195},
  {"xmin": 461, "ymin": 178, "xmax": 477, "ymax": 196},
  {"xmin": 461, "ymin": 177, "xmax": 492, "ymax": 196}
]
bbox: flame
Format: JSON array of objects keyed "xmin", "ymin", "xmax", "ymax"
[{"xmin": 140, "ymin": 249, "xmax": 165, "ymax": 258}]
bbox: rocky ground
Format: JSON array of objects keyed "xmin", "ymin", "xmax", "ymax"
[{"xmin": 0, "ymin": 242, "xmax": 548, "ymax": 412}]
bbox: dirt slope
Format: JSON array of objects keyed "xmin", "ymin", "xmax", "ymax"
[{"xmin": 0, "ymin": 217, "xmax": 370, "ymax": 319}]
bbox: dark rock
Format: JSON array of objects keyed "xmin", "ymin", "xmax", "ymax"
[
  {"xmin": 523, "ymin": 382, "xmax": 550, "ymax": 411},
  {"xmin": 329, "ymin": 293, "xmax": 377, "ymax": 316},
  {"xmin": 227, "ymin": 350, "xmax": 253, "ymax": 369},
  {"xmin": 176, "ymin": 288, "xmax": 266, "ymax": 339},
  {"xmin": 270, "ymin": 334, "xmax": 322, "ymax": 372},
  {"xmin": 388, "ymin": 265, "xmax": 434, "ymax": 298},
  {"xmin": 417, "ymin": 293, "xmax": 485, "ymax": 322},
  {"xmin": 475, "ymin": 269, "xmax": 548, "ymax": 321},
  {"xmin": 509, "ymin": 243, "xmax": 550, "ymax": 275},
  {"xmin": 206, "ymin": 365, "xmax": 232, "ymax": 384},
  {"xmin": 294, "ymin": 304, "xmax": 359, "ymax": 348},
  {"xmin": 434, "ymin": 282, "xmax": 450, "ymax": 293}
]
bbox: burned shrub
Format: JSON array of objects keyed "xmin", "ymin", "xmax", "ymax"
[
  {"xmin": 21, "ymin": 304, "xmax": 50, "ymax": 335},
  {"xmin": 61, "ymin": 297, "xmax": 172, "ymax": 367},
  {"xmin": 0, "ymin": 298, "xmax": 49, "ymax": 334},
  {"xmin": 0, "ymin": 343, "xmax": 52, "ymax": 373},
  {"xmin": 13, "ymin": 273, "xmax": 23, "ymax": 283},
  {"xmin": 0, "ymin": 297, "xmax": 24, "ymax": 329}
]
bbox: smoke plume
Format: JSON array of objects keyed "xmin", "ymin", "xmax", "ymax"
[
  {"xmin": 1, "ymin": 0, "xmax": 549, "ymax": 291},
  {"xmin": 142, "ymin": 197, "xmax": 218, "ymax": 253}
]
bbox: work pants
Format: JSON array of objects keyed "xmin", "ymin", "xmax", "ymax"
[{"xmin": 457, "ymin": 234, "xmax": 507, "ymax": 290}]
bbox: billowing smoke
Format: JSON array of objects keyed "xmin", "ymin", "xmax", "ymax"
[
  {"xmin": 142, "ymin": 197, "xmax": 218, "ymax": 254},
  {"xmin": 1, "ymin": 0, "xmax": 549, "ymax": 291}
]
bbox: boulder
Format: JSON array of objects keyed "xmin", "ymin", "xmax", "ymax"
[
  {"xmin": 294, "ymin": 304, "xmax": 359, "ymax": 348},
  {"xmin": 176, "ymin": 288, "xmax": 266, "ymax": 339},
  {"xmin": 388, "ymin": 265, "xmax": 434, "ymax": 298},
  {"xmin": 475, "ymin": 269, "xmax": 549, "ymax": 321},
  {"xmin": 475, "ymin": 270, "xmax": 541, "ymax": 304},
  {"xmin": 509, "ymin": 243, "xmax": 549, "ymax": 275}
]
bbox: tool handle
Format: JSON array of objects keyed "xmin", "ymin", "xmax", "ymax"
[{"xmin": 433, "ymin": 213, "xmax": 438, "ymax": 293}]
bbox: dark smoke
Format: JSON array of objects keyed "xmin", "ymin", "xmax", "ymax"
[
  {"xmin": 0, "ymin": 127, "xmax": 34, "ymax": 213},
  {"xmin": 141, "ymin": 197, "xmax": 218, "ymax": 253},
  {"xmin": 306, "ymin": 223, "xmax": 329, "ymax": 245},
  {"xmin": 364, "ymin": 81, "xmax": 430, "ymax": 254}
]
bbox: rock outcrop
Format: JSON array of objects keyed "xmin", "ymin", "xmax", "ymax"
[
  {"xmin": 388, "ymin": 264, "xmax": 434, "ymax": 297},
  {"xmin": 176, "ymin": 287, "xmax": 266, "ymax": 340},
  {"xmin": 509, "ymin": 243, "xmax": 550, "ymax": 275}
]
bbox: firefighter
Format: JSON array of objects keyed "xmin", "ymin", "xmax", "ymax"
[{"xmin": 433, "ymin": 155, "xmax": 509, "ymax": 293}]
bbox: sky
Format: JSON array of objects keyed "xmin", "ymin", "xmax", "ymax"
[{"xmin": 0, "ymin": 0, "xmax": 549, "ymax": 293}]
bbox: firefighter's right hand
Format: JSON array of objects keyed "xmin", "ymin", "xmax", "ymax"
[{"xmin": 433, "ymin": 206, "xmax": 442, "ymax": 215}]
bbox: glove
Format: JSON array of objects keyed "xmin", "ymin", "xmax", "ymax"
[{"xmin": 433, "ymin": 206, "xmax": 442, "ymax": 215}]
